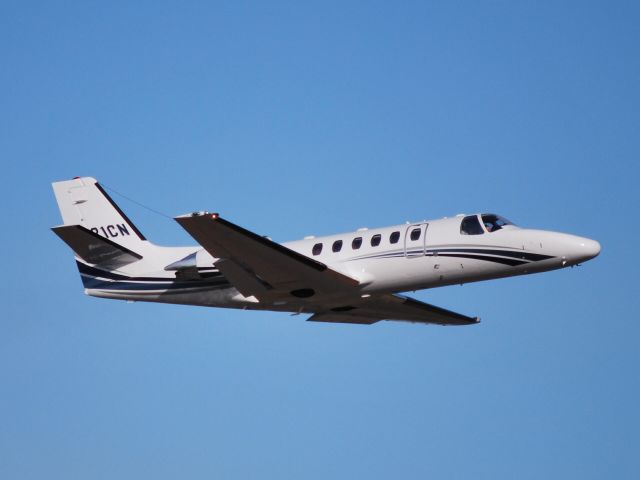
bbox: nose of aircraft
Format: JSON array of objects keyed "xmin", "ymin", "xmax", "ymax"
[
  {"xmin": 523, "ymin": 230, "xmax": 600, "ymax": 268},
  {"xmin": 575, "ymin": 237, "xmax": 601, "ymax": 262}
]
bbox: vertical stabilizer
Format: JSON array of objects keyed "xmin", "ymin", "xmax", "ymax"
[{"xmin": 52, "ymin": 176, "xmax": 147, "ymax": 252}]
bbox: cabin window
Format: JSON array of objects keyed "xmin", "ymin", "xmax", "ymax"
[
  {"xmin": 481, "ymin": 213, "xmax": 514, "ymax": 232},
  {"xmin": 410, "ymin": 228, "xmax": 421, "ymax": 241},
  {"xmin": 371, "ymin": 234, "xmax": 382, "ymax": 247},
  {"xmin": 460, "ymin": 215, "xmax": 484, "ymax": 235},
  {"xmin": 390, "ymin": 231, "xmax": 400, "ymax": 244},
  {"xmin": 332, "ymin": 240, "xmax": 343, "ymax": 252},
  {"xmin": 312, "ymin": 243, "xmax": 323, "ymax": 255},
  {"xmin": 352, "ymin": 237, "xmax": 362, "ymax": 249}
]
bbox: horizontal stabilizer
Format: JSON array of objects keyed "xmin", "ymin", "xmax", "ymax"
[{"xmin": 52, "ymin": 225, "xmax": 142, "ymax": 269}]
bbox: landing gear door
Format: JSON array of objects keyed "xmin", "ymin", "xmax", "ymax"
[{"xmin": 404, "ymin": 223, "xmax": 428, "ymax": 258}]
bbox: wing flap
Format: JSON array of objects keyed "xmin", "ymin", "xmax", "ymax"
[{"xmin": 213, "ymin": 258, "xmax": 272, "ymax": 298}]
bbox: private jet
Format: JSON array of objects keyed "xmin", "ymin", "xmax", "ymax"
[{"xmin": 51, "ymin": 177, "xmax": 600, "ymax": 325}]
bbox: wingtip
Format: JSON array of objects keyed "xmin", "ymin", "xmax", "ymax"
[{"xmin": 174, "ymin": 211, "xmax": 219, "ymax": 220}]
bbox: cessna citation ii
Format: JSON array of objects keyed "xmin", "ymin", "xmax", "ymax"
[{"xmin": 51, "ymin": 177, "xmax": 600, "ymax": 326}]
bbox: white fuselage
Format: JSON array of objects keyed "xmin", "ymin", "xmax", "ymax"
[
  {"xmin": 82, "ymin": 214, "xmax": 601, "ymax": 312},
  {"xmin": 287, "ymin": 217, "xmax": 599, "ymax": 291}
]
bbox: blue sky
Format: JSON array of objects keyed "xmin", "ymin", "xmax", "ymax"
[{"xmin": 1, "ymin": 1, "xmax": 639, "ymax": 478}]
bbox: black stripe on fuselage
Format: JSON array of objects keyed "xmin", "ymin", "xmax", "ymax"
[
  {"xmin": 433, "ymin": 248, "xmax": 553, "ymax": 262},
  {"xmin": 76, "ymin": 261, "xmax": 232, "ymax": 294},
  {"xmin": 435, "ymin": 253, "xmax": 526, "ymax": 266},
  {"xmin": 350, "ymin": 247, "xmax": 554, "ymax": 265},
  {"xmin": 76, "ymin": 261, "xmax": 224, "ymax": 282},
  {"xmin": 81, "ymin": 275, "xmax": 231, "ymax": 291}
]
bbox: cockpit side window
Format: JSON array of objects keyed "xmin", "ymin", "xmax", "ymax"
[
  {"xmin": 481, "ymin": 213, "xmax": 514, "ymax": 233},
  {"xmin": 460, "ymin": 215, "xmax": 484, "ymax": 235}
]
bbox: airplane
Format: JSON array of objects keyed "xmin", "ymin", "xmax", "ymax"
[{"xmin": 51, "ymin": 176, "xmax": 601, "ymax": 326}]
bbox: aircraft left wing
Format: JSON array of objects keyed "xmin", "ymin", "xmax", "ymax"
[
  {"xmin": 175, "ymin": 213, "xmax": 360, "ymax": 299},
  {"xmin": 308, "ymin": 293, "xmax": 479, "ymax": 326}
]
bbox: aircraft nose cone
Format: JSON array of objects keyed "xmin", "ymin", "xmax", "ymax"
[{"xmin": 576, "ymin": 237, "xmax": 601, "ymax": 262}]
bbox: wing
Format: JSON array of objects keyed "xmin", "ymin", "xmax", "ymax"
[
  {"xmin": 175, "ymin": 213, "xmax": 359, "ymax": 300},
  {"xmin": 175, "ymin": 213, "xmax": 477, "ymax": 326},
  {"xmin": 308, "ymin": 293, "xmax": 479, "ymax": 326}
]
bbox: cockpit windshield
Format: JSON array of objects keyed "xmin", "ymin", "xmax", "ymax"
[
  {"xmin": 481, "ymin": 213, "xmax": 514, "ymax": 232},
  {"xmin": 460, "ymin": 215, "xmax": 484, "ymax": 235},
  {"xmin": 460, "ymin": 213, "xmax": 515, "ymax": 235}
]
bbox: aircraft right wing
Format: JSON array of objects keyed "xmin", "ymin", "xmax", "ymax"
[{"xmin": 308, "ymin": 293, "xmax": 479, "ymax": 326}]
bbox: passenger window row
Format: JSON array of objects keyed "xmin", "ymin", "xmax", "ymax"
[{"xmin": 312, "ymin": 229, "xmax": 410, "ymax": 256}]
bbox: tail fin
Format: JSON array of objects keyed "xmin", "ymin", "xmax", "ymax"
[{"xmin": 52, "ymin": 176, "xmax": 147, "ymax": 253}]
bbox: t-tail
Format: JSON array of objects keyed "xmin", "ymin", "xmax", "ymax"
[
  {"xmin": 51, "ymin": 176, "xmax": 199, "ymax": 296},
  {"xmin": 51, "ymin": 176, "xmax": 153, "ymax": 266}
]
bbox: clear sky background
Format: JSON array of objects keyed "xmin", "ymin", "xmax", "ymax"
[{"xmin": 1, "ymin": 1, "xmax": 639, "ymax": 478}]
